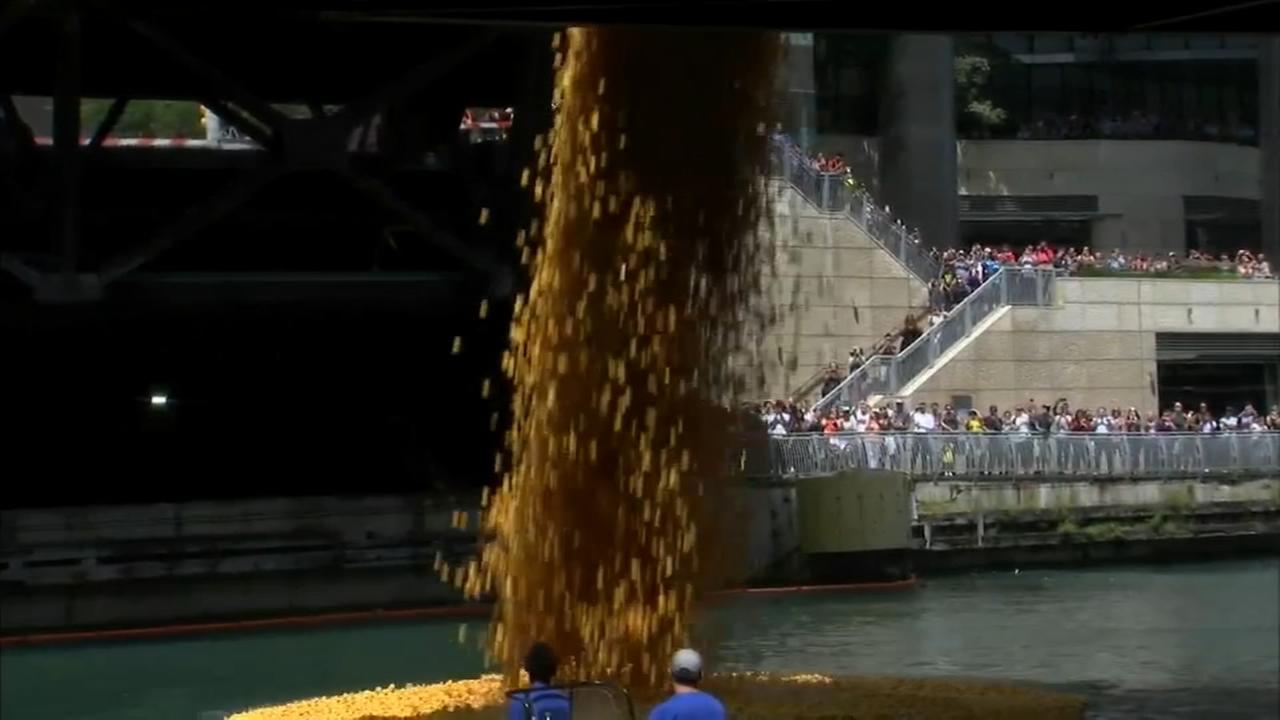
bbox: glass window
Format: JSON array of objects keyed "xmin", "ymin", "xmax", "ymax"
[
  {"xmin": 1032, "ymin": 34, "xmax": 1071, "ymax": 53},
  {"xmin": 1150, "ymin": 35, "xmax": 1189, "ymax": 52},
  {"xmin": 991, "ymin": 33, "xmax": 1031, "ymax": 54},
  {"xmin": 1202, "ymin": 84, "xmax": 1222, "ymax": 127},
  {"xmin": 987, "ymin": 62, "xmax": 1031, "ymax": 125},
  {"xmin": 1063, "ymin": 65, "xmax": 1090, "ymax": 115},
  {"xmin": 1222, "ymin": 83, "xmax": 1241, "ymax": 124},
  {"xmin": 1072, "ymin": 34, "xmax": 1105, "ymax": 54},
  {"xmin": 1114, "ymin": 35, "xmax": 1148, "ymax": 52},
  {"xmin": 1163, "ymin": 80, "xmax": 1185, "ymax": 122},
  {"xmin": 1091, "ymin": 66, "xmax": 1112, "ymax": 112},
  {"xmin": 1030, "ymin": 65, "xmax": 1063, "ymax": 117},
  {"xmin": 1188, "ymin": 35, "xmax": 1224, "ymax": 51},
  {"xmin": 1182, "ymin": 82, "xmax": 1200, "ymax": 126},
  {"xmin": 1146, "ymin": 76, "xmax": 1163, "ymax": 115},
  {"xmin": 839, "ymin": 67, "xmax": 865, "ymax": 96},
  {"xmin": 1114, "ymin": 67, "xmax": 1142, "ymax": 112},
  {"xmin": 1238, "ymin": 62, "xmax": 1259, "ymax": 125}
]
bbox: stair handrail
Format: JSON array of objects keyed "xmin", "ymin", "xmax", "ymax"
[
  {"xmin": 789, "ymin": 364, "xmax": 835, "ymax": 402},
  {"xmin": 811, "ymin": 267, "xmax": 1057, "ymax": 412},
  {"xmin": 768, "ymin": 134, "xmax": 939, "ymax": 283}
]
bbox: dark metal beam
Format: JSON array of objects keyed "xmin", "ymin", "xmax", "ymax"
[
  {"xmin": 337, "ymin": 167, "xmax": 505, "ymax": 281},
  {"xmin": 0, "ymin": 0, "xmax": 45, "ymax": 41},
  {"xmin": 53, "ymin": 6, "xmax": 81, "ymax": 277},
  {"xmin": 332, "ymin": 31, "xmax": 499, "ymax": 132},
  {"xmin": 9, "ymin": 13, "xmax": 514, "ymax": 299},
  {"xmin": 98, "ymin": 164, "xmax": 288, "ymax": 283},
  {"xmin": 0, "ymin": 255, "xmax": 44, "ymax": 288},
  {"xmin": 87, "ymin": 97, "xmax": 129, "ymax": 148},
  {"xmin": 0, "ymin": 95, "xmax": 46, "ymax": 219},
  {"xmin": 112, "ymin": 271, "xmax": 463, "ymax": 306},
  {"xmin": 0, "ymin": 94, "xmax": 34, "ymax": 148},
  {"xmin": 125, "ymin": 18, "xmax": 289, "ymax": 134}
]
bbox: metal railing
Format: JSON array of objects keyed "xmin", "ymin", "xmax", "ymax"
[
  {"xmin": 813, "ymin": 268, "xmax": 1057, "ymax": 412},
  {"xmin": 788, "ymin": 364, "xmax": 831, "ymax": 403},
  {"xmin": 768, "ymin": 135, "xmax": 938, "ymax": 282},
  {"xmin": 507, "ymin": 682, "xmax": 635, "ymax": 720},
  {"xmin": 766, "ymin": 431, "xmax": 1280, "ymax": 480}
]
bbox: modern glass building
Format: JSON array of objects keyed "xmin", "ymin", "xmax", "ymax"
[{"xmin": 789, "ymin": 33, "xmax": 1278, "ymax": 258}]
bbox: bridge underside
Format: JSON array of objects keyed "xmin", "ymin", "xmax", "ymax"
[
  {"xmin": 0, "ymin": 4, "xmax": 571, "ymax": 504},
  {"xmin": 0, "ymin": 2, "xmax": 1256, "ymax": 506},
  {"xmin": 2, "ymin": 4, "xmax": 562, "ymax": 306}
]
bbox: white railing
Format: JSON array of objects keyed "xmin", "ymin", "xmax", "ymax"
[
  {"xmin": 813, "ymin": 268, "xmax": 1057, "ymax": 412},
  {"xmin": 768, "ymin": 134, "xmax": 938, "ymax": 282},
  {"xmin": 765, "ymin": 431, "xmax": 1280, "ymax": 480}
]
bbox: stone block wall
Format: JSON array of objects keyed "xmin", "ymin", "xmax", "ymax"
[
  {"xmin": 908, "ymin": 277, "xmax": 1280, "ymax": 412},
  {"xmin": 742, "ymin": 186, "xmax": 928, "ymax": 400}
]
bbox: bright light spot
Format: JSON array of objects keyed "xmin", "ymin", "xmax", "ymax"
[{"xmin": 150, "ymin": 394, "xmax": 169, "ymax": 407}]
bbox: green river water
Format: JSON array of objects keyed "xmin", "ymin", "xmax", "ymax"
[{"xmin": 2, "ymin": 560, "xmax": 1276, "ymax": 719}]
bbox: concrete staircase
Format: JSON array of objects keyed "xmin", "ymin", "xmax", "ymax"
[
  {"xmin": 768, "ymin": 135, "xmax": 1059, "ymax": 411},
  {"xmin": 814, "ymin": 268, "xmax": 1058, "ymax": 411}
]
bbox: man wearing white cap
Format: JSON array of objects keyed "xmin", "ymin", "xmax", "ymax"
[{"xmin": 647, "ymin": 648, "xmax": 725, "ymax": 720}]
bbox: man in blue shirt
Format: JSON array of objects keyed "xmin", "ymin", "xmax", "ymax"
[
  {"xmin": 507, "ymin": 642, "xmax": 570, "ymax": 720},
  {"xmin": 648, "ymin": 648, "xmax": 725, "ymax": 720}
]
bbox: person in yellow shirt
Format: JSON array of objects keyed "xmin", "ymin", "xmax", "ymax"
[{"xmin": 962, "ymin": 409, "xmax": 987, "ymax": 474}]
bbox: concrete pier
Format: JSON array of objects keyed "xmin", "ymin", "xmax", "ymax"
[{"xmin": 4, "ymin": 474, "xmax": 1277, "ymax": 634}]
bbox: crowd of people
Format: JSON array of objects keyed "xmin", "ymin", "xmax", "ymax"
[
  {"xmin": 862, "ymin": 243, "xmax": 1275, "ymax": 383},
  {"xmin": 781, "ymin": 135, "xmax": 1273, "ymax": 283},
  {"xmin": 778, "ymin": 135, "xmax": 1275, "ymax": 432},
  {"xmin": 757, "ymin": 396, "xmax": 1280, "ymax": 437},
  {"xmin": 931, "ymin": 244, "xmax": 1274, "ymax": 281},
  {"xmin": 995, "ymin": 112, "xmax": 1259, "ymax": 146}
]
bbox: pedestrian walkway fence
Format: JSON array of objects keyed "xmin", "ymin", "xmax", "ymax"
[
  {"xmin": 814, "ymin": 267, "xmax": 1058, "ymax": 413},
  {"xmin": 764, "ymin": 432, "xmax": 1280, "ymax": 480}
]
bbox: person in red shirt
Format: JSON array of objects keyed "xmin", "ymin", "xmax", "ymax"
[
  {"xmin": 1034, "ymin": 242, "xmax": 1055, "ymax": 266},
  {"xmin": 823, "ymin": 416, "xmax": 843, "ymax": 435}
]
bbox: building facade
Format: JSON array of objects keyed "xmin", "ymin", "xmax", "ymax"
[{"xmin": 790, "ymin": 33, "xmax": 1276, "ymax": 259}]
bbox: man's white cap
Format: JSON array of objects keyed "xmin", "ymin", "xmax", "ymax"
[{"xmin": 671, "ymin": 648, "xmax": 703, "ymax": 675}]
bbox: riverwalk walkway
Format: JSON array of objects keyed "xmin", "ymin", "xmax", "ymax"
[{"xmin": 764, "ymin": 432, "xmax": 1280, "ymax": 480}]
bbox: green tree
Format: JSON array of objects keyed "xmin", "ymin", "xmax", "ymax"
[
  {"xmin": 814, "ymin": 34, "xmax": 1014, "ymax": 138},
  {"xmin": 80, "ymin": 99, "xmax": 203, "ymax": 139},
  {"xmin": 954, "ymin": 37, "xmax": 1015, "ymax": 136}
]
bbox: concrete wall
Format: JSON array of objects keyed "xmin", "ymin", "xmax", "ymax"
[
  {"xmin": 1, "ymin": 495, "xmax": 480, "ymax": 631},
  {"xmin": 959, "ymin": 139, "xmax": 1260, "ymax": 254},
  {"xmin": 795, "ymin": 470, "xmax": 913, "ymax": 553},
  {"xmin": 2, "ymin": 566, "xmax": 462, "ymax": 633},
  {"xmin": 746, "ymin": 185, "xmax": 928, "ymax": 399},
  {"xmin": 735, "ymin": 483, "xmax": 800, "ymax": 578},
  {"xmin": 909, "ymin": 276, "xmax": 1280, "ymax": 411},
  {"xmin": 2, "ymin": 495, "xmax": 475, "ymax": 549},
  {"xmin": 816, "ymin": 134, "xmax": 1262, "ymax": 254},
  {"xmin": 1, "ymin": 489, "xmax": 801, "ymax": 632},
  {"xmin": 915, "ymin": 476, "xmax": 1280, "ymax": 516}
]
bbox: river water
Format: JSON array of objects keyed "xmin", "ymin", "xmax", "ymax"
[{"xmin": 2, "ymin": 560, "xmax": 1276, "ymax": 720}]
